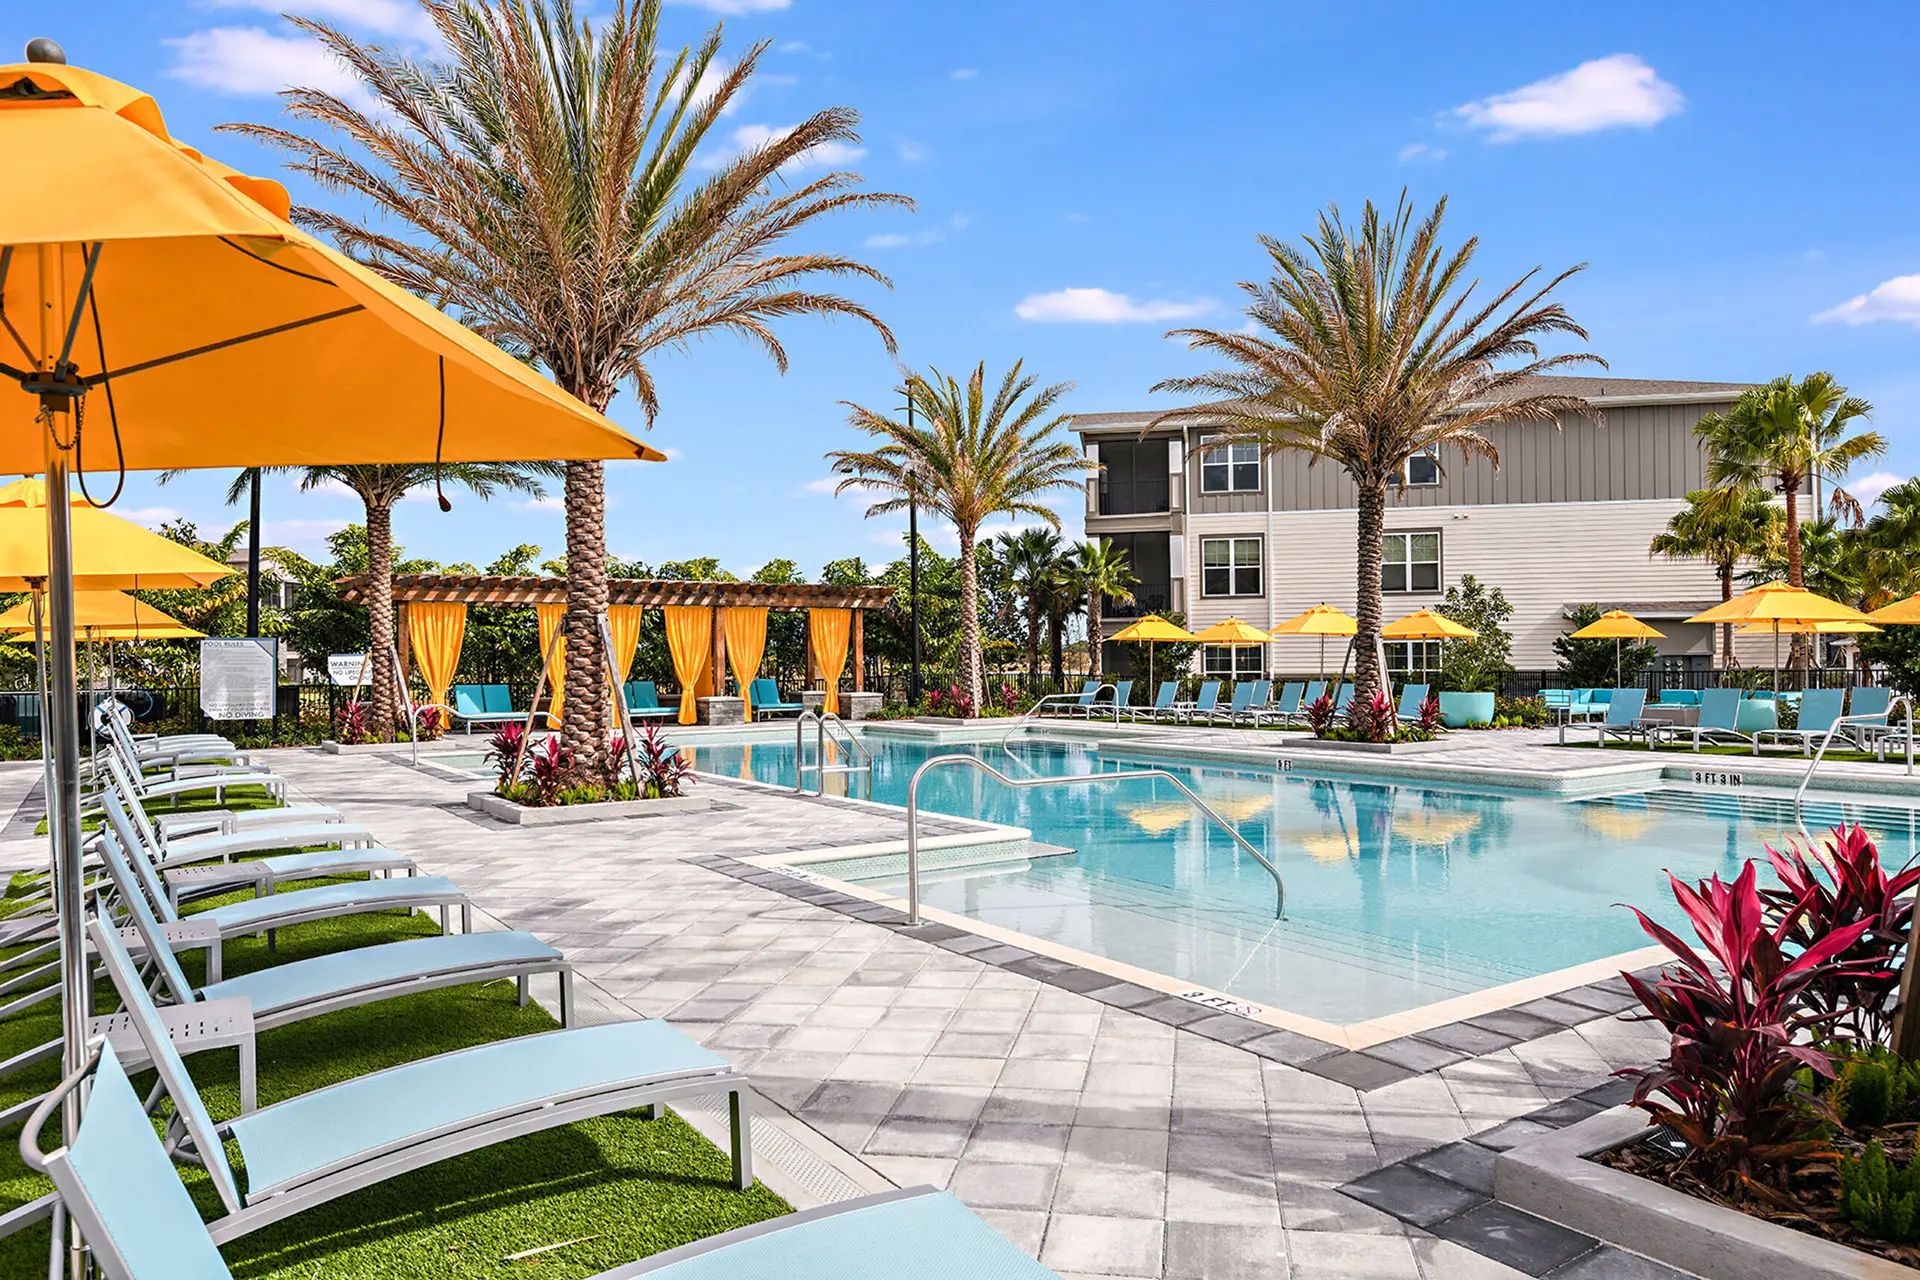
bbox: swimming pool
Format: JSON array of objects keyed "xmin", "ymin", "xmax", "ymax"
[{"xmin": 669, "ymin": 732, "xmax": 1920, "ymax": 1027}]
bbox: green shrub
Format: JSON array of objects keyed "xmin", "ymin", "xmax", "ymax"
[
  {"xmin": 1828, "ymin": 1047, "xmax": 1920, "ymax": 1130},
  {"xmin": 1840, "ymin": 1140, "xmax": 1920, "ymax": 1243}
]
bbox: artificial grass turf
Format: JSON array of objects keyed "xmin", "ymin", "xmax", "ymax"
[
  {"xmin": 1567, "ymin": 739, "xmax": 1887, "ymax": 763},
  {"xmin": 31, "ymin": 783, "xmax": 282, "ymax": 836},
  {"xmin": 0, "ymin": 876, "xmax": 789, "ymax": 1278}
]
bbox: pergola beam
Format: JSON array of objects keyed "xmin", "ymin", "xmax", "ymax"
[{"xmin": 338, "ymin": 574, "xmax": 894, "ymax": 611}]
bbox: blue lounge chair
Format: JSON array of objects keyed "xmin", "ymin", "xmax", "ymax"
[
  {"xmin": 1660, "ymin": 689, "xmax": 1701, "ymax": 707},
  {"xmin": 1300, "ymin": 680, "xmax": 1328, "ymax": 714},
  {"xmin": 1254, "ymin": 681, "xmax": 1306, "ymax": 727},
  {"xmin": 1209, "ymin": 681, "xmax": 1258, "ymax": 726},
  {"xmin": 1228, "ymin": 679, "xmax": 1272, "ymax": 726},
  {"xmin": 1650, "ymin": 687, "xmax": 1754, "ymax": 752},
  {"xmin": 1590, "ymin": 688, "xmax": 1649, "ymax": 745},
  {"xmin": 749, "ymin": 678, "xmax": 806, "ymax": 720},
  {"xmin": 1757, "ymin": 687, "xmax": 1846, "ymax": 755},
  {"xmin": 623, "ymin": 680, "xmax": 678, "ymax": 721},
  {"xmin": 1051, "ymin": 679, "xmax": 1100, "ymax": 717},
  {"xmin": 1107, "ymin": 679, "xmax": 1134, "ymax": 718},
  {"xmin": 24, "ymin": 1038, "xmax": 1049, "ymax": 1280},
  {"xmin": 450, "ymin": 684, "xmax": 523, "ymax": 733},
  {"xmin": 1843, "ymin": 687, "xmax": 1894, "ymax": 750},
  {"xmin": 1394, "ymin": 683, "xmax": 1431, "ymax": 724},
  {"xmin": 1172, "ymin": 681, "xmax": 1220, "ymax": 724},
  {"xmin": 1130, "ymin": 681, "xmax": 1179, "ymax": 721},
  {"xmin": 1333, "ymin": 682, "xmax": 1355, "ymax": 714},
  {"xmin": 56, "ymin": 913, "xmax": 755, "ymax": 1244}
]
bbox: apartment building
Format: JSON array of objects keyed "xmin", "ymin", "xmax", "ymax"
[{"xmin": 1072, "ymin": 376, "xmax": 1776, "ymax": 681}]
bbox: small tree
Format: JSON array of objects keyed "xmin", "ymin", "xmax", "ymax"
[
  {"xmin": 1435, "ymin": 575, "xmax": 1513, "ymax": 693},
  {"xmin": 1065, "ymin": 538, "xmax": 1138, "ymax": 682},
  {"xmin": 1555, "ymin": 604, "xmax": 1658, "ymax": 687}
]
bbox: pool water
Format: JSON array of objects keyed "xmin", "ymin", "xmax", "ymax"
[{"xmin": 677, "ymin": 734, "xmax": 1920, "ymax": 1024}]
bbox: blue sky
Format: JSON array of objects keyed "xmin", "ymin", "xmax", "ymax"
[{"xmin": 10, "ymin": 2, "xmax": 1920, "ymax": 575}]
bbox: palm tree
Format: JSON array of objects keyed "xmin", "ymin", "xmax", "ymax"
[
  {"xmin": 999, "ymin": 527, "xmax": 1063, "ymax": 686},
  {"xmin": 829, "ymin": 362, "xmax": 1087, "ymax": 707},
  {"xmin": 179, "ymin": 465, "xmax": 555, "ymax": 740},
  {"xmin": 1151, "ymin": 194, "xmax": 1598, "ymax": 706},
  {"xmin": 1046, "ymin": 570, "xmax": 1080, "ymax": 685},
  {"xmin": 1649, "ymin": 489, "xmax": 1781, "ymax": 667},
  {"xmin": 1863, "ymin": 478, "xmax": 1920, "ymax": 605},
  {"xmin": 1065, "ymin": 539, "xmax": 1138, "ymax": 682},
  {"xmin": 232, "ymin": 0, "xmax": 905, "ymax": 778}
]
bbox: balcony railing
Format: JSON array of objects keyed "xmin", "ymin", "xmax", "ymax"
[{"xmin": 1096, "ymin": 477, "xmax": 1170, "ymax": 516}]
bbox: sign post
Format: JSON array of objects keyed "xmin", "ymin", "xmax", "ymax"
[{"xmin": 199, "ymin": 638, "xmax": 277, "ymax": 722}]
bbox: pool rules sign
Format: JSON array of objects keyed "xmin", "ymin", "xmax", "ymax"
[{"xmin": 200, "ymin": 638, "xmax": 278, "ymax": 720}]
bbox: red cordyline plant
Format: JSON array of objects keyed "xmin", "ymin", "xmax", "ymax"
[
  {"xmin": 527, "ymin": 735, "xmax": 576, "ymax": 806},
  {"xmin": 1350, "ymin": 689, "xmax": 1396, "ymax": 742},
  {"xmin": 635, "ymin": 721, "xmax": 693, "ymax": 798},
  {"xmin": 413, "ymin": 706, "xmax": 448, "ymax": 742},
  {"xmin": 1618, "ymin": 861, "xmax": 1873, "ymax": 1203},
  {"xmin": 1305, "ymin": 691, "xmax": 1338, "ymax": 737},
  {"xmin": 1762, "ymin": 825, "xmax": 1920, "ymax": 1044},
  {"xmin": 1416, "ymin": 693, "xmax": 1444, "ymax": 737},
  {"xmin": 333, "ymin": 700, "xmax": 372, "ymax": 746},
  {"xmin": 483, "ymin": 722, "xmax": 527, "ymax": 790}
]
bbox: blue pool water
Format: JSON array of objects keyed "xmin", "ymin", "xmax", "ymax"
[{"xmin": 673, "ymin": 733, "xmax": 1920, "ymax": 1023}]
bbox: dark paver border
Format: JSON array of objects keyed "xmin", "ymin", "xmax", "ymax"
[{"xmin": 688, "ymin": 851, "xmax": 1654, "ymax": 1091}]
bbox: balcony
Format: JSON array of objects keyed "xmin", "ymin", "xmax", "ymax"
[
  {"xmin": 1098, "ymin": 476, "xmax": 1170, "ymax": 516},
  {"xmin": 1095, "ymin": 438, "xmax": 1171, "ymax": 515}
]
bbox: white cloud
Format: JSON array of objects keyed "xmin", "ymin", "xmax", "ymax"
[
  {"xmin": 164, "ymin": 26, "xmax": 365, "ymax": 100},
  {"xmin": 1803, "ymin": 247, "xmax": 1827, "ymax": 265},
  {"xmin": 1014, "ymin": 287, "xmax": 1211, "ymax": 324},
  {"xmin": 1398, "ymin": 142, "xmax": 1447, "ymax": 163},
  {"xmin": 267, "ymin": 517, "xmax": 351, "ymax": 549},
  {"xmin": 121, "ymin": 506, "xmax": 182, "ymax": 530},
  {"xmin": 300, "ymin": 476, "xmax": 359, "ymax": 501},
  {"xmin": 698, "ymin": 122, "xmax": 866, "ymax": 172},
  {"xmin": 1854, "ymin": 472, "xmax": 1904, "ymax": 506},
  {"xmin": 1454, "ymin": 54, "xmax": 1683, "ymax": 141},
  {"xmin": 1814, "ymin": 274, "xmax": 1920, "ymax": 326},
  {"xmin": 950, "ymin": 68, "xmax": 978, "ymax": 81},
  {"xmin": 204, "ymin": 0, "xmax": 437, "ymax": 41},
  {"xmin": 778, "ymin": 41, "xmax": 827, "ymax": 57},
  {"xmin": 658, "ymin": 446, "xmax": 685, "ymax": 461},
  {"xmin": 897, "ymin": 140, "xmax": 931, "ymax": 163},
  {"xmin": 867, "ymin": 228, "xmax": 943, "ymax": 249},
  {"xmin": 664, "ymin": 0, "xmax": 791, "ymax": 11},
  {"xmin": 806, "ymin": 476, "xmax": 886, "ymax": 498},
  {"xmin": 514, "ymin": 496, "xmax": 566, "ymax": 512},
  {"xmin": 1064, "ymin": 212, "xmax": 1090, "ymax": 225}
]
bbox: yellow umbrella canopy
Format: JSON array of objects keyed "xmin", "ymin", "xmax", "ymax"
[
  {"xmin": 1685, "ymin": 581, "xmax": 1874, "ymax": 626},
  {"xmin": 1110, "ymin": 616, "xmax": 1198, "ymax": 643},
  {"xmin": 0, "ymin": 589, "xmax": 201, "ymax": 638},
  {"xmin": 1736, "ymin": 619, "xmax": 1881, "ymax": 635},
  {"xmin": 0, "ymin": 60, "xmax": 664, "ymax": 470},
  {"xmin": 1269, "ymin": 604, "xmax": 1357, "ymax": 637},
  {"xmin": 1869, "ymin": 594, "xmax": 1920, "ymax": 625},
  {"xmin": 1193, "ymin": 617, "xmax": 1274, "ymax": 644},
  {"xmin": 0, "ymin": 478, "xmax": 232, "ymax": 590},
  {"xmin": 1381, "ymin": 608, "xmax": 1476, "ymax": 640},
  {"xmin": 1569, "ymin": 610, "xmax": 1665, "ymax": 641}
]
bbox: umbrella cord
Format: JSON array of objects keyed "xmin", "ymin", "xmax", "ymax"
[
  {"xmin": 433, "ymin": 356, "xmax": 450, "ymax": 512},
  {"xmin": 72, "ymin": 246, "xmax": 125, "ymax": 509}
]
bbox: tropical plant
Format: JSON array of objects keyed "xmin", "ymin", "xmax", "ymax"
[
  {"xmin": 1435, "ymin": 575, "xmax": 1513, "ymax": 693},
  {"xmin": 1650, "ymin": 489, "xmax": 1783, "ymax": 667},
  {"xmin": 1351, "ymin": 689, "xmax": 1397, "ymax": 743},
  {"xmin": 238, "ymin": 0, "xmax": 905, "ymax": 776},
  {"xmin": 1861, "ymin": 478, "xmax": 1920, "ymax": 606},
  {"xmin": 828, "ymin": 362, "xmax": 1087, "ymax": 707},
  {"xmin": 1696, "ymin": 373, "xmax": 1885, "ymax": 668},
  {"xmin": 1416, "ymin": 692, "xmax": 1444, "ymax": 737},
  {"xmin": 633, "ymin": 721, "xmax": 692, "ymax": 799},
  {"xmin": 1065, "ymin": 538, "xmax": 1138, "ymax": 682},
  {"xmin": 413, "ymin": 706, "xmax": 448, "ymax": 741},
  {"xmin": 527, "ymin": 734, "xmax": 576, "ymax": 807},
  {"xmin": 1618, "ymin": 862, "xmax": 1872, "ymax": 1201},
  {"xmin": 1305, "ymin": 690, "xmax": 1338, "ymax": 737},
  {"xmin": 332, "ymin": 699, "xmax": 372, "ymax": 746},
  {"xmin": 1827, "ymin": 1046, "xmax": 1920, "ymax": 1131},
  {"xmin": 1762, "ymin": 826, "xmax": 1920, "ymax": 1044},
  {"xmin": 1150, "ymin": 193, "xmax": 1597, "ymax": 709},
  {"xmin": 483, "ymin": 721, "xmax": 528, "ymax": 790},
  {"xmin": 1555, "ymin": 604, "xmax": 1659, "ymax": 688},
  {"xmin": 1839, "ymin": 1140, "xmax": 1920, "ymax": 1243},
  {"xmin": 999, "ymin": 527, "xmax": 1064, "ymax": 684}
]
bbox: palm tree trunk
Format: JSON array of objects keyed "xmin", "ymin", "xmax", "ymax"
[
  {"xmin": 1026, "ymin": 597, "xmax": 1042, "ymax": 690},
  {"xmin": 561, "ymin": 460, "xmax": 609, "ymax": 781},
  {"xmin": 1087, "ymin": 592, "xmax": 1103, "ymax": 681},
  {"xmin": 1049, "ymin": 612, "xmax": 1064, "ymax": 684},
  {"xmin": 958, "ymin": 529, "xmax": 982, "ymax": 708},
  {"xmin": 1718, "ymin": 560, "xmax": 1735, "ymax": 668},
  {"xmin": 1783, "ymin": 476, "xmax": 1810, "ymax": 675},
  {"xmin": 1353, "ymin": 481, "xmax": 1387, "ymax": 706},
  {"xmin": 365, "ymin": 499, "xmax": 397, "ymax": 744}
]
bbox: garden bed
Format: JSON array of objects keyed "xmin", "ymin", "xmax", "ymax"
[{"xmin": 466, "ymin": 789, "xmax": 713, "ymax": 826}]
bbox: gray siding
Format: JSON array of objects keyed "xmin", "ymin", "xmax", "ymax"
[{"xmin": 1263, "ymin": 401, "xmax": 1731, "ymax": 512}]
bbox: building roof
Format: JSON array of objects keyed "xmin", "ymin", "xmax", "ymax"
[
  {"xmin": 1069, "ymin": 375, "xmax": 1754, "ymax": 434},
  {"xmin": 338, "ymin": 574, "xmax": 893, "ymax": 610}
]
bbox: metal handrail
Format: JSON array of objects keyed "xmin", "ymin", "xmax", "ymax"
[
  {"xmin": 1796, "ymin": 697, "xmax": 1915, "ymax": 806},
  {"xmin": 795, "ymin": 709, "xmax": 873, "ymax": 800},
  {"xmin": 903, "ymin": 754, "xmax": 1285, "ymax": 924},
  {"xmin": 1021, "ymin": 684, "xmax": 1119, "ymax": 723}
]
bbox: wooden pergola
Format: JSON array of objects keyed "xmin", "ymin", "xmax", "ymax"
[{"xmin": 338, "ymin": 574, "xmax": 895, "ymax": 693}]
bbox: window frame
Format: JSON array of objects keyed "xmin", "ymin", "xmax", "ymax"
[
  {"xmin": 1198, "ymin": 436, "xmax": 1262, "ymax": 494},
  {"xmin": 1381, "ymin": 530, "xmax": 1442, "ymax": 594},
  {"xmin": 1384, "ymin": 640, "xmax": 1443, "ymax": 679},
  {"xmin": 1403, "ymin": 448, "xmax": 1440, "ymax": 488},
  {"xmin": 1203, "ymin": 644, "xmax": 1266, "ymax": 679},
  {"xmin": 1200, "ymin": 536, "xmax": 1264, "ymax": 598}
]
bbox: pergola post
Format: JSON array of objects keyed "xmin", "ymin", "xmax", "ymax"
[
  {"xmin": 805, "ymin": 610, "xmax": 819, "ymax": 689},
  {"xmin": 395, "ymin": 601, "xmax": 412, "ymax": 690},
  {"xmin": 852, "ymin": 610, "xmax": 865, "ymax": 692},
  {"xmin": 711, "ymin": 606, "xmax": 727, "ymax": 699}
]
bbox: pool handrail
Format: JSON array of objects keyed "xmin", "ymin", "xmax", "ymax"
[
  {"xmin": 1796, "ymin": 696, "xmax": 1915, "ymax": 807},
  {"xmin": 795, "ymin": 709, "xmax": 873, "ymax": 800},
  {"xmin": 1023, "ymin": 684, "xmax": 1118, "ymax": 723},
  {"xmin": 903, "ymin": 753, "xmax": 1285, "ymax": 925}
]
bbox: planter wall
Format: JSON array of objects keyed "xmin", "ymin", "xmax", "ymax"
[
  {"xmin": 466, "ymin": 790, "xmax": 713, "ymax": 826},
  {"xmin": 1437, "ymin": 691, "xmax": 1495, "ymax": 729}
]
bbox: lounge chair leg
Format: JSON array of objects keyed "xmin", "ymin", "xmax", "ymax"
[
  {"xmin": 638, "ymin": 1104, "xmax": 656, "ymax": 1120},
  {"xmin": 517, "ymin": 975, "xmax": 529, "ymax": 1007},
  {"xmin": 560, "ymin": 970, "xmax": 574, "ymax": 1027},
  {"xmin": 240, "ymin": 1038, "xmax": 257, "ymax": 1115},
  {"xmin": 266, "ymin": 928, "xmax": 275, "ymax": 953},
  {"xmin": 438, "ymin": 906, "xmax": 448, "ymax": 935},
  {"xmin": 461, "ymin": 904, "xmax": 472, "ymax": 934},
  {"xmin": 729, "ymin": 1088, "xmax": 753, "ymax": 1190}
]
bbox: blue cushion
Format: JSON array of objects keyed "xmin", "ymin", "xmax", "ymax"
[
  {"xmin": 482, "ymin": 685, "xmax": 514, "ymax": 714},
  {"xmin": 452, "ymin": 686, "xmax": 485, "ymax": 716}
]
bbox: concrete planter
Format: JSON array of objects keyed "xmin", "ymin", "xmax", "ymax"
[
  {"xmin": 465, "ymin": 789, "xmax": 713, "ymax": 826},
  {"xmin": 321, "ymin": 739, "xmax": 445, "ymax": 755},
  {"xmin": 696, "ymin": 696, "xmax": 744, "ymax": 727},
  {"xmin": 1498, "ymin": 1107, "xmax": 1915, "ymax": 1280},
  {"xmin": 1284, "ymin": 736, "xmax": 1454, "ymax": 755},
  {"xmin": 799, "ymin": 691, "xmax": 885, "ymax": 720},
  {"xmin": 1437, "ymin": 691, "xmax": 1496, "ymax": 728}
]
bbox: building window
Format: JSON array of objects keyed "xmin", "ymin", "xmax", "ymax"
[
  {"xmin": 1385, "ymin": 640, "xmax": 1442, "ymax": 679},
  {"xmin": 1201, "ymin": 537, "xmax": 1262, "ymax": 597},
  {"xmin": 1199, "ymin": 438, "xmax": 1261, "ymax": 493},
  {"xmin": 1403, "ymin": 448, "xmax": 1439, "ymax": 487},
  {"xmin": 1382, "ymin": 532, "xmax": 1440, "ymax": 593},
  {"xmin": 1203, "ymin": 645, "xmax": 1265, "ymax": 679}
]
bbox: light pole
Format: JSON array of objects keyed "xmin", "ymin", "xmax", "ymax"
[{"xmin": 906, "ymin": 396, "xmax": 922, "ymax": 705}]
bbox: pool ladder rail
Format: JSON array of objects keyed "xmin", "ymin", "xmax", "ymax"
[
  {"xmin": 794, "ymin": 709, "xmax": 874, "ymax": 801},
  {"xmin": 902, "ymin": 753, "xmax": 1286, "ymax": 926},
  {"xmin": 1021, "ymin": 684, "xmax": 1123, "ymax": 724},
  {"xmin": 1796, "ymin": 696, "xmax": 1916, "ymax": 808}
]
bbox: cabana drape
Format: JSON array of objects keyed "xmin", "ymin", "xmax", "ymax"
[
  {"xmin": 405, "ymin": 601, "xmax": 466, "ymax": 711},
  {"xmin": 725, "ymin": 607, "xmax": 768, "ymax": 721},
  {"xmin": 536, "ymin": 602, "xmax": 566, "ymax": 727},
  {"xmin": 608, "ymin": 605, "xmax": 646, "ymax": 719},
  {"xmin": 665, "ymin": 606, "xmax": 711, "ymax": 725},
  {"xmin": 810, "ymin": 608, "xmax": 851, "ymax": 716}
]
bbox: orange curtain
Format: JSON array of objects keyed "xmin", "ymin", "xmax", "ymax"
[
  {"xmin": 608, "ymin": 605, "xmax": 645, "ymax": 720},
  {"xmin": 725, "ymin": 607, "xmax": 768, "ymax": 721},
  {"xmin": 405, "ymin": 601, "xmax": 466, "ymax": 710},
  {"xmin": 809, "ymin": 608, "xmax": 851, "ymax": 716},
  {"xmin": 664, "ymin": 606, "xmax": 711, "ymax": 725},
  {"xmin": 536, "ymin": 602, "xmax": 566, "ymax": 727}
]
